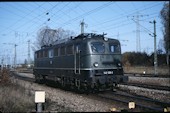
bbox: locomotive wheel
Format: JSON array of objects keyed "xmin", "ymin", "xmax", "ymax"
[
  {"xmin": 35, "ymin": 76, "xmax": 39, "ymax": 83},
  {"xmin": 42, "ymin": 75, "xmax": 47, "ymax": 84},
  {"xmin": 75, "ymin": 79, "xmax": 80, "ymax": 89},
  {"xmin": 73, "ymin": 79, "xmax": 85, "ymax": 93},
  {"xmin": 70, "ymin": 80, "xmax": 75, "ymax": 90},
  {"xmin": 94, "ymin": 85, "xmax": 100, "ymax": 93},
  {"xmin": 84, "ymin": 86, "xmax": 90, "ymax": 94},
  {"xmin": 61, "ymin": 77, "xmax": 65, "ymax": 88},
  {"xmin": 35, "ymin": 75, "xmax": 41, "ymax": 83},
  {"xmin": 112, "ymin": 83, "xmax": 118, "ymax": 92},
  {"xmin": 94, "ymin": 81, "xmax": 100, "ymax": 93},
  {"xmin": 82, "ymin": 82, "xmax": 89, "ymax": 94}
]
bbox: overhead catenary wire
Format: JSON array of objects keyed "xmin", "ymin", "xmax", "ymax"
[
  {"xmin": 0, "ymin": 2, "xmax": 61, "ymax": 36},
  {"xmin": 59, "ymin": 2, "xmax": 114, "ymax": 27},
  {"xmin": 1, "ymin": 1, "xmax": 161, "ymax": 40},
  {"xmin": 17, "ymin": 2, "xmax": 69, "ymax": 35},
  {"xmin": 88, "ymin": 2, "xmax": 161, "ymax": 30},
  {"xmin": 0, "ymin": 1, "xmax": 162, "ymax": 36},
  {"xmin": 0, "ymin": 2, "xmax": 47, "ymax": 34},
  {"xmin": 2, "ymin": 2, "xmax": 165, "ymax": 61}
]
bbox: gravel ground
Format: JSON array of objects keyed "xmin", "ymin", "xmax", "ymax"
[
  {"xmin": 16, "ymin": 72, "xmax": 34, "ymax": 79},
  {"xmin": 10, "ymin": 78, "xmax": 120, "ymax": 112},
  {"xmin": 128, "ymin": 76, "xmax": 170, "ymax": 87},
  {"xmin": 120, "ymin": 76, "xmax": 170, "ymax": 103},
  {"xmin": 12, "ymin": 72, "xmax": 170, "ymax": 111},
  {"xmin": 119, "ymin": 84, "xmax": 170, "ymax": 103},
  {"xmin": 17, "ymin": 73, "xmax": 170, "ymax": 87}
]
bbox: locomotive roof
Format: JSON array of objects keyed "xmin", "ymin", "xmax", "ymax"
[{"xmin": 39, "ymin": 33, "xmax": 119, "ymax": 50}]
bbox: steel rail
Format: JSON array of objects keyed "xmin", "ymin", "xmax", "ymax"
[
  {"xmin": 10, "ymin": 71, "xmax": 169, "ymax": 112},
  {"xmin": 97, "ymin": 91, "xmax": 165, "ymax": 112},
  {"xmin": 120, "ymin": 83, "xmax": 170, "ymax": 91},
  {"xmin": 124, "ymin": 73, "xmax": 170, "ymax": 78}
]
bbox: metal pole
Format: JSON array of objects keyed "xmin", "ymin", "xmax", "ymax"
[
  {"xmin": 14, "ymin": 44, "xmax": 18, "ymax": 70},
  {"xmin": 1, "ymin": 58, "xmax": 4, "ymax": 72},
  {"xmin": 136, "ymin": 14, "xmax": 141, "ymax": 52},
  {"xmin": 37, "ymin": 103, "xmax": 42, "ymax": 112},
  {"xmin": 28, "ymin": 40, "xmax": 30, "ymax": 66},
  {"xmin": 153, "ymin": 20, "xmax": 158, "ymax": 75},
  {"xmin": 128, "ymin": 14, "xmax": 148, "ymax": 52},
  {"xmin": 14, "ymin": 44, "xmax": 16, "ymax": 69},
  {"xmin": 80, "ymin": 20, "xmax": 84, "ymax": 34}
]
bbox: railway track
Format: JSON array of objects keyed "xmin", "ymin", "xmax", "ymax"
[
  {"xmin": 9, "ymin": 71, "xmax": 170, "ymax": 112},
  {"xmin": 10, "ymin": 71, "xmax": 35, "ymax": 82},
  {"xmin": 120, "ymin": 83, "xmax": 170, "ymax": 91},
  {"xmin": 124, "ymin": 73, "xmax": 170, "ymax": 78},
  {"xmin": 17, "ymin": 69, "xmax": 170, "ymax": 78},
  {"xmin": 16, "ymin": 70, "xmax": 170, "ymax": 91},
  {"xmin": 97, "ymin": 90, "xmax": 168, "ymax": 112}
]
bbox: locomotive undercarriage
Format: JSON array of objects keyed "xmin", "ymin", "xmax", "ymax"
[{"xmin": 34, "ymin": 69, "xmax": 127, "ymax": 93}]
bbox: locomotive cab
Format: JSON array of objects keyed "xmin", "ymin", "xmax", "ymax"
[{"xmin": 79, "ymin": 35, "xmax": 128, "ymax": 91}]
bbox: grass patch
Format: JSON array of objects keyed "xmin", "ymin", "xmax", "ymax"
[
  {"xmin": 0, "ymin": 83, "xmax": 35, "ymax": 112},
  {"xmin": 0, "ymin": 69, "xmax": 35, "ymax": 112}
]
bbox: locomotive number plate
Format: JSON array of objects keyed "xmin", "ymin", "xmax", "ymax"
[{"xmin": 103, "ymin": 71, "xmax": 113, "ymax": 74}]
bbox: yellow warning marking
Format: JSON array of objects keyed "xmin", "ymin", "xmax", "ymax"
[
  {"xmin": 110, "ymin": 108, "xmax": 117, "ymax": 112},
  {"xmin": 164, "ymin": 107, "xmax": 170, "ymax": 112}
]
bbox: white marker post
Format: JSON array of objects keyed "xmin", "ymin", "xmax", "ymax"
[
  {"xmin": 129, "ymin": 102, "xmax": 135, "ymax": 109},
  {"xmin": 35, "ymin": 91, "xmax": 45, "ymax": 112}
]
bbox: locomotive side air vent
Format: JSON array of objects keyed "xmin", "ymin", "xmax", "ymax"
[
  {"xmin": 41, "ymin": 44, "xmax": 53, "ymax": 49},
  {"xmin": 41, "ymin": 45, "xmax": 50, "ymax": 49},
  {"xmin": 53, "ymin": 38, "xmax": 71, "ymax": 45},
  {"xmin": 74, "ymin": 33, "xmax": 91, "ymax": 39},
  {"xmin": 74, "ymin": 33, "xmax": 107, "ymax": 40}
]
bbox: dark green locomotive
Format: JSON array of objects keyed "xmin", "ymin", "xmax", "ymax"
[{"xmin": 33, "ymin": 33, "xmax": 128, "ymax": 92}]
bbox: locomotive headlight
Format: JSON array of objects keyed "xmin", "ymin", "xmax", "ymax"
[
  {"xmin": 93, "ymin": 62, "xmax": 99, "ymax": 67},
  {"xmin": 118, "ymin": 63, "xmax": 121, "ymax": 66},
  {"xmin": 104, "ymin": 37, "xmax": 108, "ymax": 41}
]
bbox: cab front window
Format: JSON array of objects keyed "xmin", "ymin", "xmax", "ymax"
[
  {"xmin": 91, "ymin": 42, "xmax": 105, "ymax": 53},
  {"xmin": 109, "ymin": 43, "xmax": 120, "ymax": 53}
]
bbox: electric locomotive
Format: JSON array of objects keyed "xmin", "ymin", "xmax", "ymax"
[{"xmin": 33, "ymin": 33, "xmax": 128, "ymax": 92}]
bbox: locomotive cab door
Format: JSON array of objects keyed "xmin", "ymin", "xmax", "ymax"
[{"xmin": 74, "ymin": 44, "xmax": 81, "ymax": 74}]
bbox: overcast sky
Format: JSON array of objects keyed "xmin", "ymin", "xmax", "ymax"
[{"xmin": 0, "ymin": 1, "xmax": 166, "ymax": 65}]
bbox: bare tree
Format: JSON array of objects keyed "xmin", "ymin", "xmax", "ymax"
[
  {"xmin": 158, "ymin": 39, "xmax": 165, "ymax": 54},
  {"xmin": 32, "ymin": 26, "xmax": 75, "ymax": 51},
  {"xmin": 160, "ymin": 2, "xmax": 170, "ymax": 65}
]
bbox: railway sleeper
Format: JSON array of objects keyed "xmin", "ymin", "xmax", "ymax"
[{"xmin": 61, "ymin": 77, "xmax": 66, "ymax": 87}]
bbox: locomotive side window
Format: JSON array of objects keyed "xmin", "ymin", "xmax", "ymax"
[
  {"xmin": 38, "ymin": 51, "xmax": 43, "ymax": 58},
  {"xmin": 41, "ymin": 51, "xmax": 43, "ymax": 58},
  {"xmin": 48, "ymin": 49, "xmax": 54, "ymax": 58},
  {"xmin": 54, "ymin": 48, "xmax": 59, "ymax": 56},
  {"xmin": 60, "ymin": 47, "xmax": 65, "ymax": 56},
  {"xmin": 43, "ymin": 51, "xmax": 45, "ymax": 57},
  {"xmin": 43, "ymin": 50, "xmax": 48, "ymax": 57},
  {"xmin": 91, "ymin": 42, "xmax": 105, "ymax": 53},
  {"xmin": 45, "ymin": 50, "xmax": 48, "ymax": 57},
  {"xmin": 35, "ymin": 52, "xmax": 37, "ymax": 59},
  {"xmin": 109, "ymin": 43, "xmax": 120, "ymax": 53},
  {"xmin": 76, "ymin": 44, "xmax": 81, "ymax": 53},
  {"xmin": 37, "ymin": 52, "xmax": 39, "ymax": 58},
  {"xmin": 38, "ymin": 51, "xmax": 40, "ymax": 58},
  {"xmin": 66, "ymin": 45, "xmax": 73, "ymax": 55}
]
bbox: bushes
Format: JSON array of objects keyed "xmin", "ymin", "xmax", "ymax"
[
  {"xmin": 0, "ymin": 84, "xmax": 35, "ymax": 112},
  {"xmin": 0, "ymin": 69, "xmax": 34, "ymax": 112},
  {"xmin": 122, "ymin": 52, "xmax": 167, "ymax": 66},
  {"xmin": 0, "ymin": 68, "xmax": 11, "ymax": 85}
]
